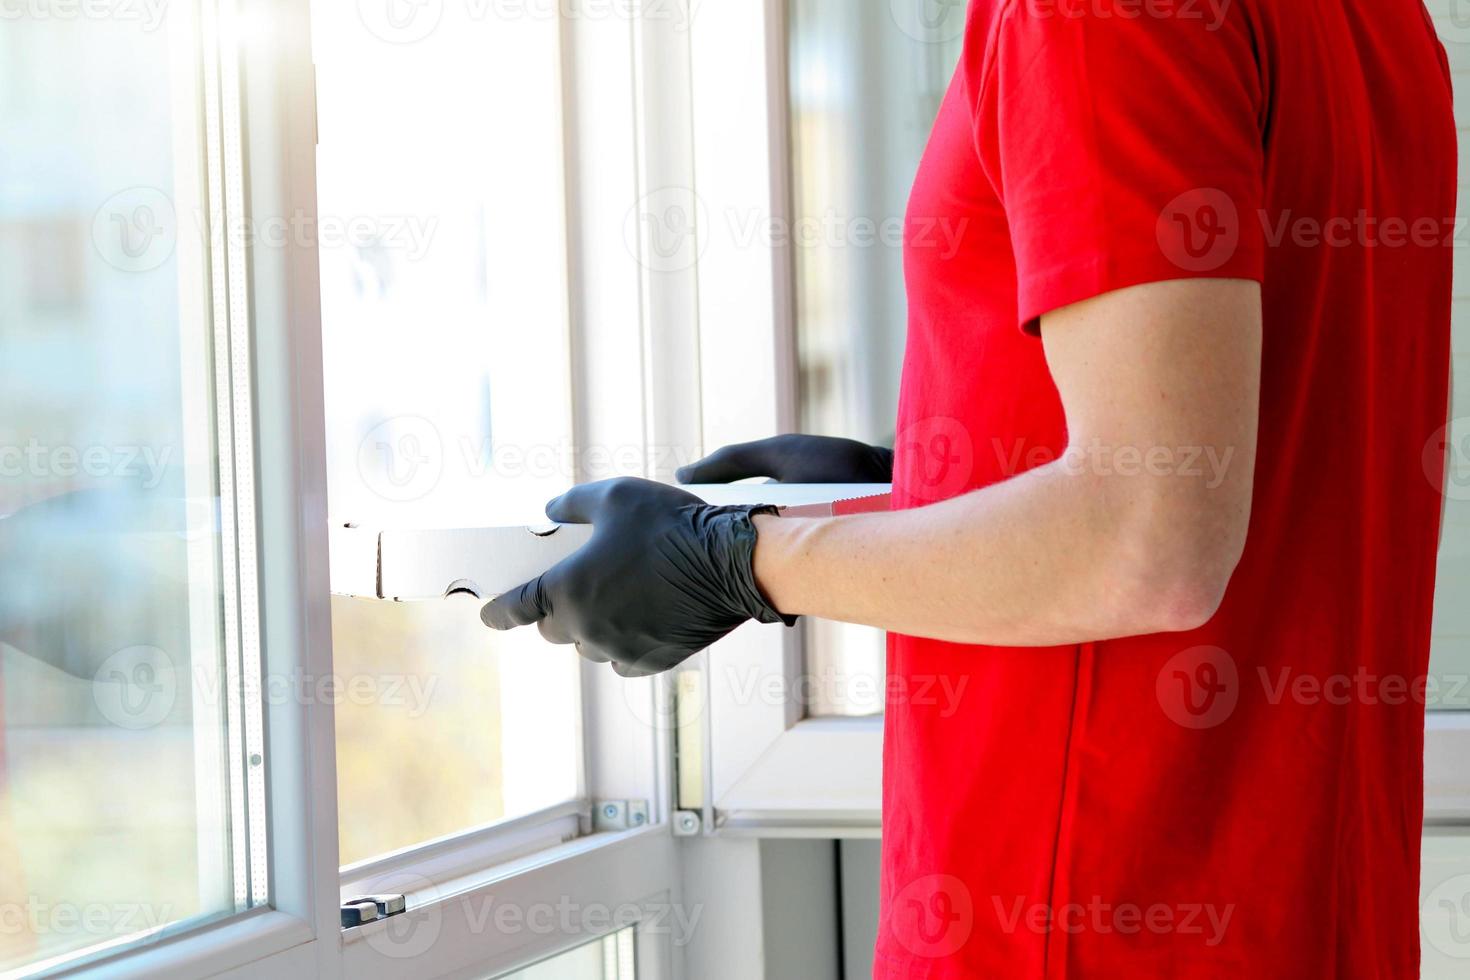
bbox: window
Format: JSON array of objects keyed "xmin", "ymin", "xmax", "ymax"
[
  {"xmin": 3, "ymin": 0, "xmax": 685, "ymax": 976},
  {"xmin": 313, "ymin": 1, "xmax": 583, "ymax": 865},
  {"xmin": 0, "ymin": 2, "xmax": 268, "ymax": 973},
  {"xmin": 500, "ymin": 929, "xmax": 636, "ymax": 980},
  {"xmin": 787, "ymin": 0, "xmax": 962, "ymax": 718}
]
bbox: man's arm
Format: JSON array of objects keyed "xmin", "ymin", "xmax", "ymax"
[{"xmin": 750, "ymin": 278, "xmax": 1262, "ymax": 647}]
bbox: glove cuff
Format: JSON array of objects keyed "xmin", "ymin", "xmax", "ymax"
[{"xmin": 725, "ymin": 505, "xmax": 798, "ymax": 628}]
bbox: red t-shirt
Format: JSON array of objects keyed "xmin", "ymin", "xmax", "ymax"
[{"xmin": 880, "ymin": 2, "xmax": 1456, "ymax": 978}]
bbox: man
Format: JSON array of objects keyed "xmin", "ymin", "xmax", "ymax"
[{"xmin": 485, "ymin": 1, "xmax": 1457, "ymax": 975}]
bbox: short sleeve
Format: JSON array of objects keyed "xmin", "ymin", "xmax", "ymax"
[{"xmin": 974, "ymin": 2, "xmax": 1267, "ymax": 333}]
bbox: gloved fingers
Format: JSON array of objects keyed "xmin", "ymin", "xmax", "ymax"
[
  {"xmin": 537, "ymin": 617, "xmax": 575, "ymax": 646},
  {"xmin": 545, "ymin": 479, "xmax": 626, "ymax": 524},
  {"xmin": 546, "ymin": 477, "xmax": 700, "ymax": 524},
  {"xmin": 612, "ymin": 659, "xmax": 668, "ymax": 679},
  {"xmin": 481, "ymin": 577, "xmax": 548, "ymax": 630},
  {"xmin": 675, "ymin": 441, "xmax": 767, "ymax": 484},
  {"xmin": 573, "ymin": 640, "xmax": 614, "ymax": 665}
]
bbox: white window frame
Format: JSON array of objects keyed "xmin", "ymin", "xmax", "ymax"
[
  {"xmin": 38, "ymin": 1, "xmax": 707, "ymax": 978},
  {"xmin": 673, "ymin": 0, "xmax": 884, "ymax": 840}
]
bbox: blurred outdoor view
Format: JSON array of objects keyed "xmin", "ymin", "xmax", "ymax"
[
  {"xmin": 0, "ymin": 4, "xmax": 241, "ymax": 972},
  {"xmin": 313, "ymin": 2, "xmax": 583, "ymax": 865}
]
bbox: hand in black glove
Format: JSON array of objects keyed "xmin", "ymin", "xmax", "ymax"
[
  {"xmin": 675, "ymin": 434, "xmax": 893, "ymax": 485},
  {"xmin": 480, "ymin": 478, "xmax": 795, "ymax": 677}
]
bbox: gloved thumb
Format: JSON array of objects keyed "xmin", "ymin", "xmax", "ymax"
[
  {"xmin": 481, "ymin": 578, "xmax": 547, "ymax": 630},
  {"xmin": 675, "ymin": 443, "xmax": 760, "ymax": 484}
]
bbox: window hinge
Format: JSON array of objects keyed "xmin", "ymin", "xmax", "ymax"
[
  {"xmin": 340, "ymin": 893, "xmax": 407, "ymax": 929},
  {"xmin": 592, "ymin": 799, "xmax": 650, "ymax": 833}
]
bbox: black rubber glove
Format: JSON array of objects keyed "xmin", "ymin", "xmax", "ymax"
[
  {"xmin": 675, "ymin": 434, "xmax": 893, "ymax": 485},
  {"xmin": 480, "ymin": 478, "xmax": 795, "ymax": 677}
]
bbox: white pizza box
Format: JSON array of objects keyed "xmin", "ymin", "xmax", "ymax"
[{"xmin": 329, "ymin": 484, "xmax": 891, "ymax": 601}]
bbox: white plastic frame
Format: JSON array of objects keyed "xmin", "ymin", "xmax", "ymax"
[
  {"xmin": 675, "ymin": 0, "xmax": 884, "ymax": 839},
  {"xmin": 41, "ymin": 1, "xmax": 695, "ymax": 978}
]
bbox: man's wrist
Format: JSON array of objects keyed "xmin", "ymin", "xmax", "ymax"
[{"xmin": 751, "ymin": 512, "xmax": 809, "ymax": 619}]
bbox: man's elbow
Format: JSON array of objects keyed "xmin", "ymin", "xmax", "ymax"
[{"xmin": 1112, "ymin": 503, "xmax": 1251, "ymax": 635}]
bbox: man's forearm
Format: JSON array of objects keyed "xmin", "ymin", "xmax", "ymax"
[{"xmin": 752, "ymin": 455, "xmax": 1248, "ymax": 648}]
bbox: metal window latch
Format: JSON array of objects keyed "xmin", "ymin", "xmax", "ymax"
[
  {"xmin": 592, "ymin": 799, "xmax": 650, "ymax": 833},
  {"xmin": 340, "ymin": 893, "xmax": 407, "ymax": 929}
]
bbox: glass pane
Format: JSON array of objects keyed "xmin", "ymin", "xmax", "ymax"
[
  {"xmin": 788, "ymin": 1, "xmax": 962, "ymax": 717},
  {"xmin": 1424, "ymin": 6, "xmax": 1468, "ymax": 713},
  {"xmin": 497, "ymin": 929, "xmax": 636, "ymax": 980},
  {"xmin": 333, "ymin": 596, "xmax": 581, "ymax": 867},
  {"xmin": 0, "ymin": 4, "xmax": 256, "ymax": 972},
  {"xmin": 313, "ymin": 3, "xmax": 583, "ymax": 863},
  {"xmin": 1426, "ymin": 362, "xmax": 1470, "ymax": 710}
]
